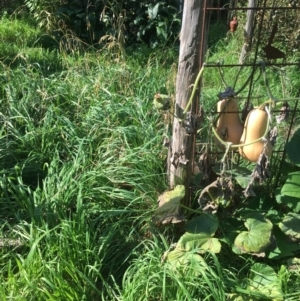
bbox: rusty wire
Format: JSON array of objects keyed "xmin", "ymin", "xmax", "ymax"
[
  {"xmin": 192, "ymin": 0, "xmax": 210, "ymax": 175},
  {"xmin": 205, "ymin": 6, "xmax": 300, "ymax": 10},
  {"xmin": 204, "ymin": 62, "xmax": 299, "ymax": 67}
]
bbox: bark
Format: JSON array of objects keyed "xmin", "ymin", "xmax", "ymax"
[
  {"xmin": 168, "ymin": 0, "xmax": 211, "ymax": 206},
  {"xmin": 239, "ymin": 0, "xmax": 256, "ymax": 64}
]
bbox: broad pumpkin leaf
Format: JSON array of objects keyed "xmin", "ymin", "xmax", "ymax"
[
  {"xmin": 286, "ymin": 127, "xmax": 300, "ymax": 166},
  {"xmin": 228, "ymin": 263, "xmax": 283, "ymax": 301},
  {"xmin": 185, "ymin": 214, "xmax": 218, "ymax": 235},
  {"xmin": 214, "ymin": 163, "xmax": 253, "ymax": 189},
  {"xmin": 234, "ymin": 213, "xmax": 273, "ymax": 254},
  {"xmin": 219, "ymin": 216, "xmax": 245, "ymax": 246},
  {"xmin": 166, "ymin": 249, "xmax": 207, "ymax": 276},
  {"xmin": 165, "ymin": 223, "xmax": 219, "ymax": 274},
  {"xmin": 248, "ymin": 263, "xmax": 283, "ymax": 301},
  {"xmin": 278, "ymin": 212, "xmax": 300, "ymax": 241},
  {"xmin": 166, "ymin": 249, "xmax": 205, "ymax": 265},
  {"xmin": 154, "ymin": 185, "xmax": 185, "ymax": 223},
  {"xmin": 267, "ymin": 226, "xmax": 300, "ymax": 259},
  {"xmin": 276, "ymin": 171, "xmax": 300, "ymax": 212},
  {"xmin": 166, "ymin": 214, "xmax": 221, "ymax": 271},
  {"xmin": 279, "ymin": 160, "xmax": 300, "ymax": 185},
  {"xmin": 166, "ymin": 249, "xmax": 185, "ymax": 263},
  {"xmin": 177, "ymin": 233, "xmax": 221, "ymax": 253},
  {"xmin": 231, "ymin": 166, "xmax": 253, "ymax": 189},
  {"xmin": 177, "ymin": 214, "xmax": 221, "ymax": 253}
]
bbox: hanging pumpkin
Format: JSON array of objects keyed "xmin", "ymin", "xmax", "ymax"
[
  {"xmin": 239, "ymin": 106, "xmax": 273, "ymax": 162},
  {"xmin": 215, "ymin": 98, "xmax": 243, "ymax": 147}
]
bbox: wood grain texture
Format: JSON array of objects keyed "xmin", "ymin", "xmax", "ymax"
[{"xmin": 168, "ymin": 0, "xmax": 211, "ymax": 206}]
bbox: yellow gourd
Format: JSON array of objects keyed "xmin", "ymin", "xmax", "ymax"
[
  {"xmin": 215, "ymin": 98, "xmax": 243, "ymax": 147},
  {"xmin": 239, "ymin": 107, "xmax": 273, "ymax": 162}
]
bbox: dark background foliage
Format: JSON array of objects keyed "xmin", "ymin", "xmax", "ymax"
[
  {"xmin": 0, "ymin": 0, "xmax": 23, "ymax": 13},
  {"xmin": 22, "ymin": 0, "xmax": 182, "ymax": 48},
  {"xmin": 3, "ymin": 0, "xmax": 300, "ymax": 51}
]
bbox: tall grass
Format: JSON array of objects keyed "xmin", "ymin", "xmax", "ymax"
[
  {"xmin": 122, "ymin": 236, "xmax": 235, "ymax": 301},
  {"xmin": 0, "ymin": 14, "xmax": 179, "ymax": 299}
]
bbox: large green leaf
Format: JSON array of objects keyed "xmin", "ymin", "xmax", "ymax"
[
  {"xmin": 231, "ymin": 166, "xmax": 253, "ymax": 189},
  {"xmin": 165, "ymin": 215, "xmax": 221, "ymax": 272},
  {"xmin": 213, "ymin": 164, "xmax": 253, "ymax": 189},
  {"xmin": 227, "ymin": 263, "xmax": 283, "ymax": 300},
  {"xmin": 219, "ymin": 217, "xmax": 244, "ymax": 246},
  {"xmin": 185, "ymin": 214, "xmax": 219, "ymax": 235},
  {"xmin": 267, "ymin": 226, "xmax": 300, "ymax": 259},
  {"xmin": 248, "ymin": 263, "xmax": 283, "ymax": 301},
  {"xmin": 234, "ymin": 213, "xmax": 273, "ymax": 254},
  {"xmin": 286, "ymin": 127, "xmax": 300, "ymax": 166},
  {"xmin": 166, "ymin": 249, "xmax": 206, "ymax": 276},
  {"xmin": 279, "ymin": 160, "xmax": 300, "ymax": 185},
  {"xmin": 178, "ymin": 214, "xmax": 221, "ymax": 253},
  {"xmin": 276, "ymin": 171, "xmax": 300, "ymax": 212},
  {"xmin": 177, "ymin": 233, "xmax": 221, "ymax": 253},
  {"xmin": 154, "ymin": 185, "xmax": 185, "ymax": 223},
  {"xmin": 279, "ymin": 212, "xmax": 300, "ymax": 241},
  {"xmin": 148, "ymin": 3, "xmax": 160, "ymax": 19}
]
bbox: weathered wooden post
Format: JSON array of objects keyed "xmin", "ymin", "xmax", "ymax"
[
  {"xmin": 239, "ymin": 0, "xmax": 256, "ymax": 63},
  {"xmin": 168, "ymin": 1, "xmax": 211, "ymax": 207}
]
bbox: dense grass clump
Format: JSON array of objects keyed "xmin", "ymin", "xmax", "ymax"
[{"xmin": 0, "ymin": 15, "xmax": 180, "ymax": 299}]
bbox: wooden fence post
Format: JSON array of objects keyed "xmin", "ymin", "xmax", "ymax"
[
  {"xmin": 168, "ymin": 0, "xmax": 210, "ymax": 207},
  {"xmin": 239, "ymin": 0, "xmax": 256, "ymax": 64}
]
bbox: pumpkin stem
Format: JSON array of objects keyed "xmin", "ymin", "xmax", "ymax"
[
  {"xmin": 182, "ymin": 64, "xmax": 206, "ymax": 116},
  {"xmin": 221, "ymin": 142, "xmax": 232, "ymax": 174},
  {"xmin": 197, "ymin": 124, "xmax": 209, "ymax": 134},
  {"xmin": 259, "ymin": 60, "xmax": 277, "ymax": 103},
  {"xmin": 258, "ymin": 99, "xmax": 274, "ymax": 110}
]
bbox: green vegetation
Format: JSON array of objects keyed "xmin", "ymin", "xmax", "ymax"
[
  {"xmin": 0, "ymin": 14, "xmax": 177, "ymax": 299},
  {"xmin": 0, "ymin": 11, "xmax": 300, "ymax": 301},
  {"xmin": 24, "ymin": 0, "xmax": 181, "ymax": 48}
]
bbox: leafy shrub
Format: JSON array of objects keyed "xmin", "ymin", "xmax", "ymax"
[{"xmin": 24, "ymin": 0, "xmax": 181, "ymax": 48}]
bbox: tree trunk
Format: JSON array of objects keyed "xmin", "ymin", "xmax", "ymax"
[
  {"xmin": 168, "ymin": 0, "xmax": 210, "ymax": 207},
  {"xmin": 239, "ymin": 0, "xmax": 256, "ymax": 64}
]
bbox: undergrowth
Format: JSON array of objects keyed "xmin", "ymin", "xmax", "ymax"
[{"xmin": 0, "ymin": 14, "xmax": 179, "ymax": 300}]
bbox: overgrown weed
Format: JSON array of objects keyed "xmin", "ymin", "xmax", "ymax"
[{"xmin": 0, "ymin": 14, "xmax": 179, "ymax": 300}]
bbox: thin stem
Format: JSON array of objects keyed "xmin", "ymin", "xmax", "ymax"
[
  {"xmin": 217, "ymin": 62, "xmax": 228, "ymax": 88},
  {"xmin": 259, "ymin": 60, "xmax": 277, "ymax": 102},
  {"xmin": 221, "ymin": 142, "xmax": 232, "ymax": 174},
  {"xmin": 258, "ymin": 99, "xmax": 274, "ymax": 110},
  {"xmin": 197, "ymin": 124, "xmax": 209, "ymax": 134},
  {"xmin": 183, "ymin": 64, "xmax": 206, "ymax": 115}
]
